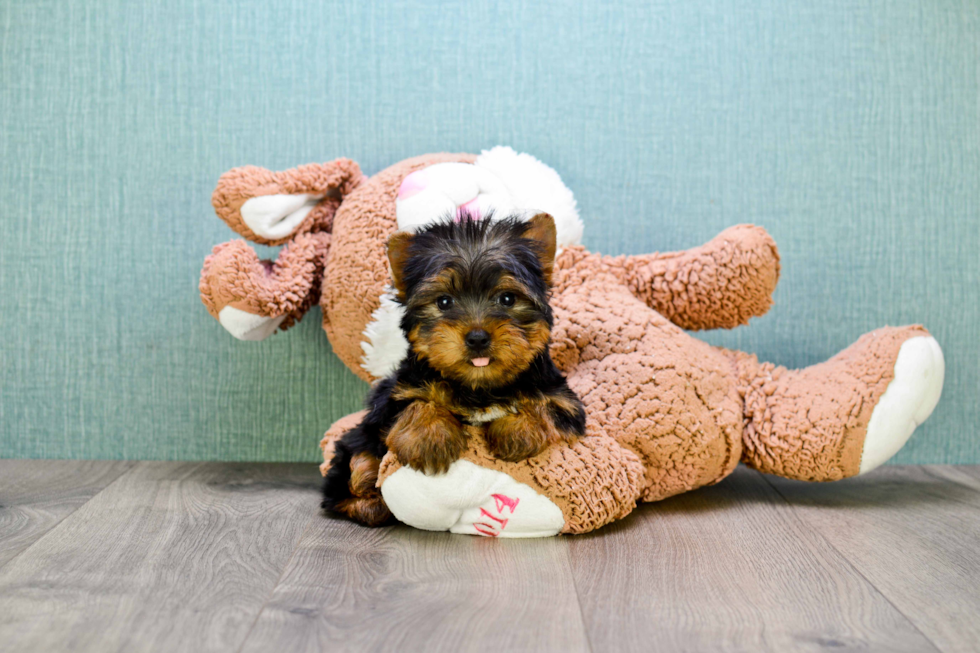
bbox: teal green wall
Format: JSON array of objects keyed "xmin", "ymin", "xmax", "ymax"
[{"xmin": 1, "ymin": 0, "xmax": 977, "ymax": 463}]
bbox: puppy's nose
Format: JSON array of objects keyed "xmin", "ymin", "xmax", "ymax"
[{"xmin": 465, "ymin": 328, "xmax": 491, "ymax": 350}]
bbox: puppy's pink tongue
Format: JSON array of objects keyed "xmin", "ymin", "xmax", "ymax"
[{"xmin": 471, "ymin": 357, "xmax": 490, "ymax": 367}]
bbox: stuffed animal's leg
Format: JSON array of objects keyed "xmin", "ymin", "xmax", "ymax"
[
  {"xmin": 199, "ymin": 231, "xmax": 330, "ymax": 340},
  {"xmin": 212, "ymin": 159, "xmax": 364, "ymax": 245},
  {"xmin": 731, "ymin": 325, "xmax": 944, "ymax": 481}
]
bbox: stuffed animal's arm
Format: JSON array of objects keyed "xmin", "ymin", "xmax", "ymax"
[
  {"xmin": 608, "ymin": 224, "xmax": 780, "ymax": 330},
  {"xmin": 199, "ymin": 231, "xmax": 330, "ymax": 340}
]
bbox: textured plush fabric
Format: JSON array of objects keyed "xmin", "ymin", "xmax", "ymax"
[
  {"xmin": 324, "ymin": 153, "xmax": 476, "ymax": 379},
  {"xmin": 548, "ymin": 248, "xmax": 747, "ymax": 500},
  {"xmin": 378, "ymin": 427, "xmax": 647, "ymax": 535},
  {"xmin": 325, "ymin": 412, "xmax": 646, "ymax": 535},
  {"xmin": 200, "ymin": 232, "xmax": 331, "ymax": 331},
  {"xmin": 614, "ymin": 224, "xmax": 781, "ymax": 331},
  {"xmin": 199, "ymin": 159, "xmax": 365, "ymax": 332},
  {"xmin": 731, "ymin": 325, "xmax": 929, "ymax": 481},
  {"xmin": 308, "ymin": 151, "xmax": 939, "ymax": 533},
  {"xmin": 1, "ymin": 0, "xmax": 977, "ymax": 462},
  {"xmin": 210, "ymin": 160, "xmax": 365, "ymax": 245}
]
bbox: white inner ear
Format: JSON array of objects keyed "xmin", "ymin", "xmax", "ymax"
[
  {"xmin": 217, "ymin": 306, "xmax": 286, "ymax": 341},
  {"xmin": 241, "ymin": 193, "xmax": 323, "ymax": 240}
]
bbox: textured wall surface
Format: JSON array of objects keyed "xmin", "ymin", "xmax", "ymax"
[{"xmin": 1, "ymin": 0, "xmax": 977, "ymax": 463}]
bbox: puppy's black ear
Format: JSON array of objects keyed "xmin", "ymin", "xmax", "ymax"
[
  {"xmin": 387, "ymin": 231, "xmax": 414, "ymax": 299},
  {"xmin": 523, "ymin": 213, "xmax": 557, "ymax": 284}
]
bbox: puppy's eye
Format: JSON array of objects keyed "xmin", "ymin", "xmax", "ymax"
[
  {"xmin": 436, "ymin": 296, "xmax": 454, "ymax": 311},
  {"xmin": 498, "ymin": 292, "xmax": 516, "ymax": 307}
]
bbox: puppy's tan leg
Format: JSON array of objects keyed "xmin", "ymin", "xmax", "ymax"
[
  {"xmin": 334, "ymin": 452, "xmax": 391, "ymax": 526},
  {"xmin": 486, "ymin": 400, "xmax": 568, "ymax": 462},
  {"xmin": 386, "ymin": 401, "xmax": 468, "ymax": 474}
]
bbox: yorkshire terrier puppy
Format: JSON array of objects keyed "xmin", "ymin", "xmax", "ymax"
[{"xmin": 322, "ymin": 212, "xmax": 587, "ymax": 526}]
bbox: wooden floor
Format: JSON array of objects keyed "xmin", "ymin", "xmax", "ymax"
[{"xmin": 0, "ymin": 462, "xmax": 978, "ymax": 653}]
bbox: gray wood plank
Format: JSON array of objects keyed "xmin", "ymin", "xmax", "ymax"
[
  {"xmin": 0, "ymin": 461, "xmax": 320, "ymax": 653},
  {"xmin": 239, "ymin": 517, "xmax": 591, "ymax": 653},
  {"xmin": 0, "ymin": 460, "xmax": 134, "ymax": 568},
  {"xmin": 766, "ymin": 465, "xmax": 980, "ymax": 653},
  {"xmin": 922, "ymin": 464, "xmax": 980, "ymax": 495},
  {"xmin": 568, "ymin": 466, "xmax": 938, "ymax": 653}
]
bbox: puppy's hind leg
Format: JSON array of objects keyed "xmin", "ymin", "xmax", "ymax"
[{"xmin": 322, "ymin": 428, "xmax": 392, "ymax": 527}]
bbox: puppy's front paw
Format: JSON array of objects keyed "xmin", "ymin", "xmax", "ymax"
[
  {"xmin": 486, "ymin": 405, "xmax": 559, "ymax": 462},
  {"xmin": 386, "ymin": 402, "xmax": 468, "ymax": 474}
]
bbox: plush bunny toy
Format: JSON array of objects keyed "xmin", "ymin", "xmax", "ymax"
[{"xmin": 200, "ymin": 147, "xmax": 945, "ymax": 537}]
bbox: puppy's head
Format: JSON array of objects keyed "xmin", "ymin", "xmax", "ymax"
[{"xmin": 387, "ymin": 212, "xmax": 557, "ymax": 389}]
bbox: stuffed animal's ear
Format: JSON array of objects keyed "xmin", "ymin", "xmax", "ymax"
[
  {"xmin": 387, "ymin": 231, "xmax": 414, "ymax": 299},
  {"xmin": 523, "ymin": 213, "xmax": 557, "ymax": 284},
  {"xmin": 211, "ymin": 159, "xmax": 365, "ymax": 246}
]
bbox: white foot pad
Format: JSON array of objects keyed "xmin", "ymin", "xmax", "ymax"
[
  {"xmin": 218, "ymin": 306, "xmax": 285, "ymax": 341},
  {"xmin": 860, "ymin": 336, "xmax": 945, "ymax": 474},
  {"xmin": 380, "ymin": 459, "xmax": 565, "ymax": 538}
]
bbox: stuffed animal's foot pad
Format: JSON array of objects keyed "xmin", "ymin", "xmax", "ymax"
[
  {"xmin": 860, "ymin": 336, "xmax": 945, "ymax": 474},
  {"xmin": 218, "ymin": 306, "xmax": 286, "ymax": 341},
  {"xmin": 380, "ymin": 460, "xmax": 564, "ymax": 538}
]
